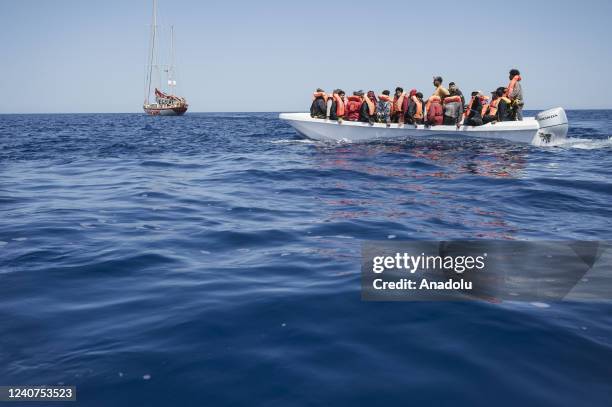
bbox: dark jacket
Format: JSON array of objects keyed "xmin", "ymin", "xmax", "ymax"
[
  {"xmin": 310, "ymin": 97, "xmax": 326, "ymax": 118},
  {"xmin": 496, "ymin": 99, "xmax": 513, "ymax": 121},
  {"xmin": 359, "ymin": 101, "xmax": 370, "ymax": 122},
  {"xmin": 405, "ymin": 98, "xmax": 424, "ymax": 124},
  {"xmin": 464, "ymin": 97, "xmax": 483, "ymax": 126}
]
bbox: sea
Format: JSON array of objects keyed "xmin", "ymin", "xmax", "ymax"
[{"xmin": 1, "ymin": 110, "xmax": 611, "ymax": 406}]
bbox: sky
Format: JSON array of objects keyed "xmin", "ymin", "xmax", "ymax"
[{"xmin": 1, "ymin": 0, "xmax": 611, "ymax": 113}]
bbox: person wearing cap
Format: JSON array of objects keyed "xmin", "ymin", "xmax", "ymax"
[
  {"xmin": 448, "ymin": 82, "xmax": 465, "ymax": 106},
  {"xmin": 432, "ymin": 76, "xmax": 450, "ymax": 100},
  {"xmin": 310, "ymin": 88, "xmax": 328, "ymax": 119}
]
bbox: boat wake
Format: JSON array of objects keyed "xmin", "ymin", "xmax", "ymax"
[{"xmin": 556, "ymin": 136, "xmax": 612, "ymax": 149}]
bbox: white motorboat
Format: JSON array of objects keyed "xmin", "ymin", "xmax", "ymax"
[{"xmin": 279, "ymin": 107, "xmax": 568, "ymax": 146}]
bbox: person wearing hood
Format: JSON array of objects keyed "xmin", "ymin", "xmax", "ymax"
[
  {"xmin": 405, "ymin": 89, "xmax": 424, "ymax": 125},
  {"xmin": 505, "ymin": 68, "xmax": 524, "ymax": 120},
  {"xmin": 310, "ymin": 88, "xmax": 328, "ymax": 119}
]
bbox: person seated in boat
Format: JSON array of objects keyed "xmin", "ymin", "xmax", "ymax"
[
  {"xmin": 449, "ymin": 82, "xmax": 465, "ymax": 106},
  {"xmin": 432, "ymin": 76, "xmax": 450, "ymax": 101},
  {"xmin": 443, "ymin": 93, "xmax": 463, "ymax": 126},
  {"xmin": 486, "ymin": 87, "xmax": 514, "ymax": 122},
  {"xmin": 310, "ymin": 88, "xmax": 328, "ymax": 119},
  {"xmin": 327, "ymin": 89, "xmax": 346, "ymax": 121},
  {"xmin": 375, "ymin": 90, "xmax": 392, "ymax": 126},
  {"xmin": 425, "ymin": 95, "xmax": 443, "ymax": 126},
  {"xmin": 391, "ymin": 87, "xmax": 408, "ymax": 124},
  {"xmin": 363, "ymin": 91, "xmax": 377, "ymax": 123},
  {"xmin": 405, "ymin": 90, "xmax": 424, "ymax": 125},
  {"xmin": 463, "ymin": 91, "xmax": 484, "ymax": 126},
  {"xmin": 345, "ymin": 91, "xmax": 366, "ymax": 122},
  {"xmin": 505, "ymin": 68, "xmax": 523, "ymax": 120}
]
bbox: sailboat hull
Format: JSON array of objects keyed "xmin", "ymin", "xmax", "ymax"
[{"xmin": 143, "ymin": 105, "xmax": 188, "ymax": 116}]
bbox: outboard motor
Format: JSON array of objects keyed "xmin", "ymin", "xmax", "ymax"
[{"xmin": 534, "ymin": 107, "xmax": 568, "ymax": 146}]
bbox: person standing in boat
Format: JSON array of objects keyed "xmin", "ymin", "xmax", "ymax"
[
  {"xmin": 432, "ymin": 76, "xmax": 450, "ymax": 100},
  {"xmin": 505, "ymin": 68, "xmax": 524, "ymax": 120},
  {"xmin": 405, "ymin": 90, "xmax": 424, "ymax": 125},
  {"xmin": 310, "ymin": 88, "xmax": 328, "ymax": 119},
  {"xmin": 449, "ymin": 82, "xmax": 465, "ymax": 106}
]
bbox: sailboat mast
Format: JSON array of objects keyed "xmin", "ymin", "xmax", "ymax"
[
  {"xmin": 170, "ymin": 25, "xmax": 175, "ymax": 94},
  {"xmin": 145, "ymin": 0, "xmax": 157, "ymax": 104}
]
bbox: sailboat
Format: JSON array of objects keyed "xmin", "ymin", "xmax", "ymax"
[{"xmin": 143, "ymin": 0, "xmax": 188, "ymax": 116}]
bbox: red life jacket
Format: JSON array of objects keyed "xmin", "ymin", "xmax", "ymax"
[
  {"xmin": 443, "ymin": 95, "xmax": 462, "ymax": 105},
  {"xmin": 345, "ymin": 96, "xmax": 362, "ymax": 121},
  {"xmin": 426, "ymin": 96, "xmax": 443, "ymax": 125}
]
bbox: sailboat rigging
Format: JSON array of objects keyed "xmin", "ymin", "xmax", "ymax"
[{"xmin": 143, "ymin": 0, "xmax": 188, "ymax": 116}]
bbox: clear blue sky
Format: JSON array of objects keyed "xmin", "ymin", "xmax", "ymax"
[{"xmin": 1, "ymin": 0, "xmax": 611, "ymax": 113}]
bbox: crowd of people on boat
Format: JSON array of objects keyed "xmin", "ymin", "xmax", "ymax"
[{"xmin": 309, "ymin": 69, "xmax": 524, "ymax": 127}]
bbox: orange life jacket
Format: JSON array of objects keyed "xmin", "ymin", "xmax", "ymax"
[
  {"xmin": 488, "ymin": 96, "xmax": 510, "ymax": 117},
  {"xmin": 505, "ymin": 75, "xmax": 521, "ymax": 99},
  {"xmin": 411, "ymin": 95, "xmax": 423, "ymax": 119},
  {"xmin": 333, "ymin": 93, "xmax": 345, "ymax": 117},
  {"xmin": 394, "ymin": 93, "xmax": 406, "ymax": 113},
  {"xmin": 378, "ymin": 94, "xmax": 391, "ymax": 102},
  {"xmin": 443, "ymin": 95, "xmax": 462, "ymax": 105},
  {"xmin": 312, "ymin": 91, "xmax": 329, "ymax": 104},
  {"xmin": 364, "ymin": 96, "xmax": 375, "ymax": 116}
]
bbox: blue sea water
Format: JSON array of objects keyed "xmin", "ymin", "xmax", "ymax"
[{"xmin": 1, "ymin": 110, "xmax": 612, "ymax": 406}]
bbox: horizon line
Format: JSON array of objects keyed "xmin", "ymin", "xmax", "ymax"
[{"xmin": 2, "ymin": 108, "xmax": 612, "ymax": 115}]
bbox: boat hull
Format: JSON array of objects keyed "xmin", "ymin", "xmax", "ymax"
[
  {"xmin": 143, "ymin": 105, "xmax": 188, "ymax": 116},
  {"xmin": 279, "ymin": 108, "xmax": 568, "ymax": 146}
]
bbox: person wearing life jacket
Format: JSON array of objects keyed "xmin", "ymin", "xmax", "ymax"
[
  {"xmin": 375, "ymin": 90, "xmax": 392, "ymax": 126},
  {"xmin": 448, "ymin": 82, "xmax": 465, "ymax": 106},
  {"xmin": 345, "ymin": 90, "xmax": 366, "ymax": 122},
  {"xmin": 391, "ymin": 87, "xmax": 409, "ymax": 124},
  {"xmin": 482, "ymin": 91, "xmax": 497, "ymax": 124},
  {"xmin": 425, "ymin": 95, "xmax": 443, "ymax": 126},
  {"xmin": 310, "ymin": 88, "xmax": 328, "ymax": 119},
  {"xmin": 432, "ymin": 76, "xmax": 450, "ymax": 101},
  {"xmin": 327, "ymin": 89, "xmax": 346, "ymax": 121},
  {"xmin": 505, "ymin": 68, "xmax": 524, "ymax": 120},
  {"xmin": 405, "ymin": 89, "xmax": 424, "ymax": 125},
  {"xmin": 463, "ymin": 91, "xmax": 484, "ymax": 126},
  {"xmin": 485, "ymin": 87, "xmax": 514, "ymax": 122},
  {"xmin": 442, "ymin": 94, "xmax": 463, "ymax": 126}
]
